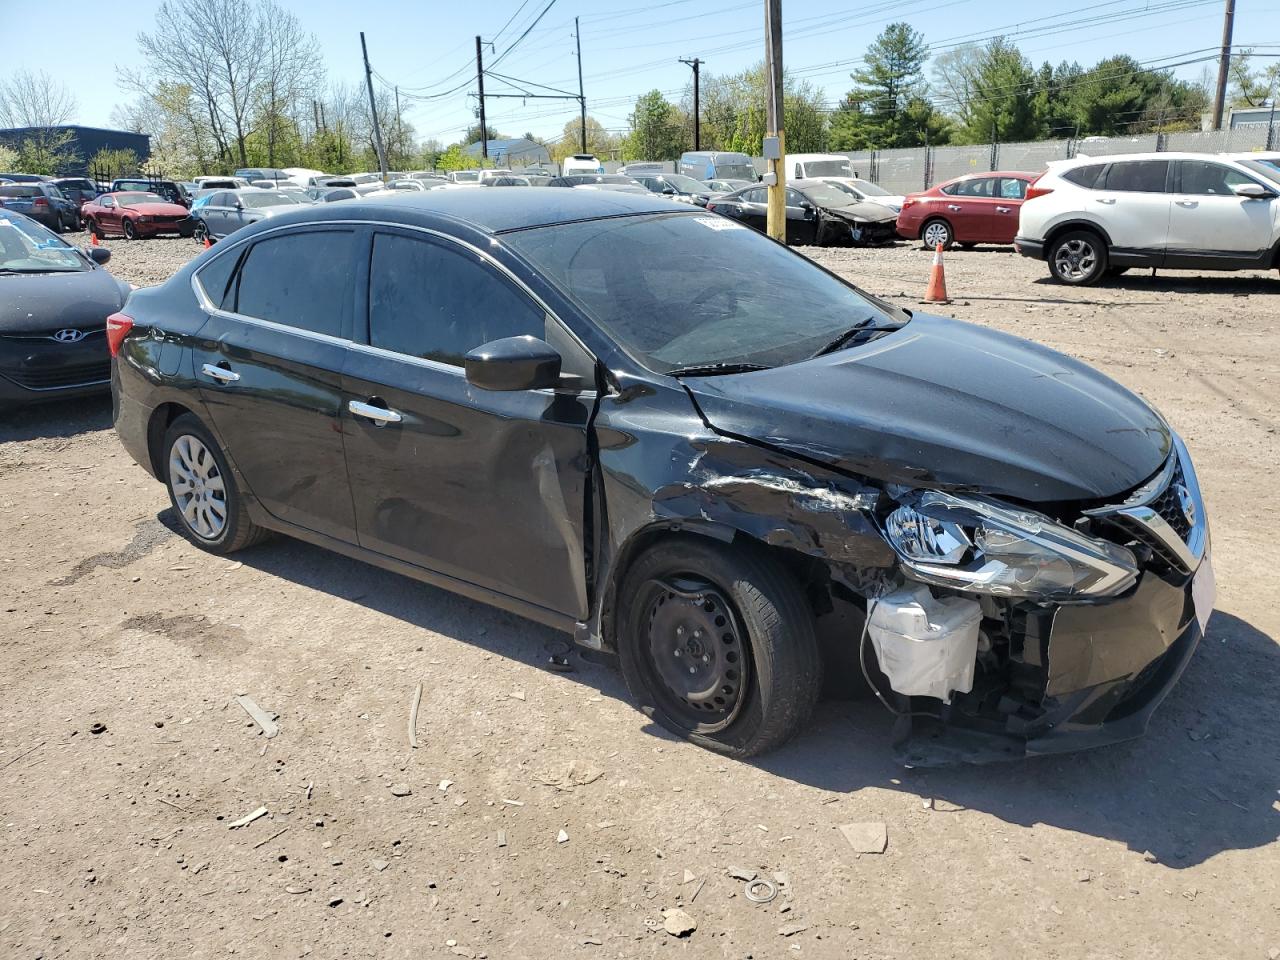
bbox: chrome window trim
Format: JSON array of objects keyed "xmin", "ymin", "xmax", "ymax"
[{"xmin": 189, "ymin": 217, "xmax": 599, "ymax": 381}]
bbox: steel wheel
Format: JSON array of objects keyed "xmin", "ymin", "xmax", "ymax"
[
  {"xmin": 922, "ymin": 220, "xmax": 952, "ymax": 249},
  {"xmin": 638, "ymin": 577, "xmax": 749, "ymax": 733},
  {"xmin": 168, "ymin": 434, "xmax": 228, "ymax": 541},
  {"xmin": 1053, "ymin": 237, "xmax": 1098, "ymax": 281}
]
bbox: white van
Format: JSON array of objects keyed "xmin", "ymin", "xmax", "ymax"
[
  {"xmin": 562, "ymin": 154, "xmax": 605, "ymax": 175},
  {"xmin": 784, "ymin": 153, "xmax": 857, "ymax": 180}
]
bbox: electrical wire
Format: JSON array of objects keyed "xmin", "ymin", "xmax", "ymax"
[{"xmin": 858, "ymin": 598, "xmax": 945, "ymax": 721}]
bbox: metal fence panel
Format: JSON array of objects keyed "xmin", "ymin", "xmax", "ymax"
[
  {"xmin": 876, "ymin": 147, "xmax": 928, "ymax": 194},
  {"xmin": 928, "ymin": 144, "xmax": 992, "ymax": 186},
  {"xmin": 996, "ymin": 139, "xmax": 1071, "ymax": 173},
  {"xmin": 1163, "ymin": 126, "xmax": 1271, "ymax": 153},
  {"xmin": 838, "ymin": 151, "xmax": 874, "ymax": 179},
  {"xmin": 1071, "ymin": 134, "xmax": 1160, "ymax": 157}
]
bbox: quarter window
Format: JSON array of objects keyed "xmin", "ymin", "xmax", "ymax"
[
  {"xmin": 195, "ymin": 250, "xmax": 240, "ymax": 309},
  {"xmin": 998, "ymin": 178, "xmax": 1027, "ymax": 199},
  {"xmin": 1178, "ymin": 160, "xmax": 1253, "ymax": 195},
  {"xmin": 230, "ymin": 230, "xmax": 356, "ymax": 337},
  {"xmin": 1062, "ymin": 164, "xmax": 1105, "ymax": 188},
  {"xmin": 1101, "ymin": 160, "xmax": 1169, "ymax": 193},
  {"xmin": 368, "ymin": 233, "xmax": 545, "ymax": 367}
]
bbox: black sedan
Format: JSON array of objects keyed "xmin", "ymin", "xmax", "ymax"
[
  {"xmin": 0, "ymin": 212, "xmax": 127, "ymax": 406},
  {"xmin": 707, "ymin": 179, "xmax": 898, "ymax": 246},
  {"xmin": 633, "ymin": 173, "xmax": 725, "ymax": 207},
  {"xmin": 110, "ymin": 190, "xmax": 1213, "ymax": 762}
]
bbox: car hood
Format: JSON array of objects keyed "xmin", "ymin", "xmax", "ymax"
[
  {"xmin": 682, "ymin": 313, "xmax": 1170, "ymax": 504},
  {"xmin": 819, "ymin": 199, "xmax": 898, "ymax": 223},
  {"xmin": 120, "ymin": 202, "xmax": 189, "ymax": 216},
  {"xmin": 0, "ymin": 266, "xmax": 130, "ymax": 334}
]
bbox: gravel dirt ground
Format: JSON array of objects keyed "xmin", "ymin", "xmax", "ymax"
[{"xmin": 2, "ymin": 232, "xmax": 1278, "ymax": 960}]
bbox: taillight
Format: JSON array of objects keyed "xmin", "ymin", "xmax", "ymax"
[
  {"xmin": 1024, "ymin": 175, "xmax": 1053, "ymax": 201},
  {"xmin": 705, "ymin": 202, "xmax": 718, "ymax": 211},
  {"xmin": 901, "ymin": 198, "xmax": 916, "ymax": 207},
  {"xmin": 33, "ymin": 197, "xmax": 49, "ymax": 207},
  {"xmin": 106, "ymin": 312, "xmax": 134, "ymax": 357}
]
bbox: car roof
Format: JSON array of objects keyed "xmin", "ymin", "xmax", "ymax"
[{"xmin": 245, "ymin": 188, "xmax": 684, "ymax": 235}]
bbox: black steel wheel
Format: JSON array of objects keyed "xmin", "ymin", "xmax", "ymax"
[{"xmin": 617, "ymin": 536, "xmax": 822, "ymax": 757}]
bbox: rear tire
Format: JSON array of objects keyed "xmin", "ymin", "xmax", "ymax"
[
  {"xmin": 921, "ymin": 218, "xmax": 953, "ymax": 250},
  {"xmin": 1048, "ymin": 229, "xmax": 1108, "ymax": 286},
  {"xmin": 616, "ymin": 536, "xmax": 822, "ymax": 757},
  {"xmin": 86, "ymin": 219, "xmax": 102, "ymax": 240},
  {"xmin": 161, "ymin": 414, "xmax": 268, "ymax": 555}
]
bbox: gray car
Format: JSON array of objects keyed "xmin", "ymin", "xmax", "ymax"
[{"xmin": 193, "ymin": 190, "xmax": 305, "ymax": 243}]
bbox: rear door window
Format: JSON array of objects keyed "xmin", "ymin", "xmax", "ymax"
[
  {"xmin": 1102, "ymin": 160, "xmax": 1169, "ymax": 193},
  {"xmin": 368, "ymin": 232, "xmax": 545, "ymax": 367},
  {"xmin": 947, "ymin": 177, "xmax": 996, "ymax": 197},
  {"xmin": 228, "ymin": 230, "xmax": 357, "ymax": 338}
]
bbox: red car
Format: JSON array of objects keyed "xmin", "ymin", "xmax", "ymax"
[
  {"xmin": 82, "ymin": 191, "xmax": 194, "ymax": 241},
  {"xmin": 896, "ymin": 171, "xmax": 1038, "ymax": 249}
]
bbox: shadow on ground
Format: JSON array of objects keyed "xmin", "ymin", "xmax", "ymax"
[
  {"xmin": 164, "ymin": 508, "xmax": 1280, "ymax": 871},
  {"xmin": 1033, "ymin": 272, "xmax": 1279, "ymax": 295},
  {"xmin": 0, "ymin": 396, "xmax": 112, "ymax": 443}
]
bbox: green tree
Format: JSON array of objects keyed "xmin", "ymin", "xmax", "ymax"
[
  {"xmin": 954, "ymin": 38, "xmax": 1043, "ymax": 144},
  {"xmin": 1229, "ymin": 49, "xmax": 1280, "ymax": 107},
  {"xmin": 435, "ymin": 143, "xmax": 472, "ymax": 172},
  {"xmin": 16, "ymin": 130, "xmax": 80, "ymax": 175},
  {"xmin": 0, "ymin": 144, "xmax": 17, "ymax": 171},
  {"xmin": 622, "ymin": 89, "xmax": 688, "ymax": 160},
  {"xmin": 464, "ymin": 122, "xmax": 499, "ymax": 145},
  {"xmin": 699, "ymin": 63, "xmax": 827, "ymax": 153},
  {"xmin": 551, "ymin": 117, "xmax": 618, "ymax": 162},
  {"xmin": 829, "ymin": 23, "xmax": 946, "ymax": 149},
  {"xmin": 88, "ymin": 147, "xmax": 141, "ymax": 181}
]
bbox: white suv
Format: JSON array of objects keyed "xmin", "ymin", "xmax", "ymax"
[{"xmin": 1015, "ymin": 152, "xmax": 1280, "ymax": 285}]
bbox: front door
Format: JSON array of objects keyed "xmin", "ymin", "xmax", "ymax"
[
  {"xmin": 1167, "ymin": 159, "xmax": 1277, "ymax": 266},
  {"xmin": 786, "ymin": 188, "xmax": 819, "ymax": 244},
  {"xmin": 190, "ymin": 226, "xmax": 361, "ymax": 542},
  {"xmin": 342, "ymin": 229, "xmax": 594, "ymax": 618}
]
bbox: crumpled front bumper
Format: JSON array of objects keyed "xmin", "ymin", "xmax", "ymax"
[{"xmin": 895, "ymin": 550, "xmax": 1214, "ymax": 766}]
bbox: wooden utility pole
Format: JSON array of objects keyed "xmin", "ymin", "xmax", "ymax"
[
  {"xmin": 680, "ymin": 57, "xmax": 702, "ymax": 150},
  {"xmin": 360, "ymin": 32, "xmax": 388, "ymax": 181},
  {"xmin": 764, "ymin": 0, "xmax": 785, "ymax": 243},
  {"xmin": 1211, "ymin": 0, "xmax": 1236, "ymax": 130},
  {"xmin": 476, "ymin": 36, "xmax": 489, "ymax": 162},
  {"xmin": 575, "ymin": 17, "xmax": 587, "ymax": 154}
]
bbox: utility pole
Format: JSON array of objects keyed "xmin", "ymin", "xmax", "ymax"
[
  {"xmin": 680, "ymin": 57, "xmax": 702, "ymax": 150},
  {"xmin": 764, "ymin": 0, "xmax": 785, "ymax": 243},
  {"xmin": 575, "ymin": 17, "xmax": 587, "ymax": 154},
  {"xmin": 360, "ymin": 32, "xmax": 388, "ymax": 181},
  {"xmin": 475, "ymin": 36, "xmax": 489, "ymax": 163},
  {"xmin": 1211, "ymin": 0, "xmax": 1236, "ymax": 130},
  {"xmin": 394, "ymin": 85, "xmax": 403, "ymax": 169}
]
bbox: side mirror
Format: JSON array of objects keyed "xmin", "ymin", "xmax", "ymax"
[
  {"xmin": 1231, "ymin": 182, "xmax": 1274, "ymax": 200},
  {"xmin": 233, "ymin": 199, "xmax": 244, "ymax": 210},
  {"xmin": 465, "ymin": 336, "xmax": 562, "ymax": 391},
  {"xmin": 85, "ymin": 246, "xmax": 111, "ymax": 265},
  {"xmin": 662, "ymin": 186, "xmax": 676, "ymax": 195}
]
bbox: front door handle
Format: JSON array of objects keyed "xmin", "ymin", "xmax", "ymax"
[
  {"xmin": 1176, "ymin": 199, "xmax": 1198, "ymax": 208},
  {"xmin": 349, "ymin": 399, "xmax": 403, "ymax": 424},
  {"xmin": 1094, "ymin": 197, "xmax": 1116, "ymax": 204},
  {"xmin": 996, "ymin": 206, "xmax": 1012, "ymax": 213},
  {"xmin": 201, "ymin": 362, "xmax": 240, "ymax": 383},
  {"xmin": 946, "ymin": 204, "xmax": 962, "ymax": 211}
]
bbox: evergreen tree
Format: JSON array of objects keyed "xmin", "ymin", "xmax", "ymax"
[{"xmin": 829, "ymin": 23, "xmax": 947, "ymax": 148}]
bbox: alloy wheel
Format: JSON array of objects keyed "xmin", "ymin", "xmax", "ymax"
[
  {"xmin": 923, "ymin": 221, "xmax": 951, "ymax": 248},
  {"xmin": 641, "ymin": 577, "xmax": 749, "ymax": 732},
  {"xmin": 1054, "ymin": 238, "xmax": 1097, "ymax": 281},
  {"xmin": 168, "ymin": 434, "xmax": 228, "ymax": 540}
]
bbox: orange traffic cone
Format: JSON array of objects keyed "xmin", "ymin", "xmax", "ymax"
[
  {"xmin": 923, "ymin": 242, "xmax": 950, "ymax": 304},
  {"xmin": 203, "ymin": 236, "xmax": 212, "ymax": 249},
  {"xmin": 90, "ymin": 232, "xmax": 99, "ymax": 247}
]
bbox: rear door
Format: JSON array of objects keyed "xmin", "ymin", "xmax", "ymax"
[
  {"xmin": 190, "ymin": 226, "xmax": 362, "ymax": 542},
  {"xmin": 1092, "ymin": 160, "xmax": 1171, "ymax": 256},
  {"xmin": 786, "ymin": 188, "xmax": 818, "ymax": 244},
  {"xmin": 735, "ymin": 187, "xmax": 769, "ymax": 232},
  {"xmin": 1167, "ymin": 159, "xmax": 1277, "ymax": 264},
  {"xmin": 341, "ymin": 228, "xmax": 594, "ymax": 618},
  {"xmin": 943, "ymin": 175, "xmax": 1001, "ymax": 241}
]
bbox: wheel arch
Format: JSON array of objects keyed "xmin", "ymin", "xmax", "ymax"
[
  {"xmin": 920, "ymin": 215, "xmax": 953, "ymax": 238},
  {"xmin": 1044, "ymin": 218, "xmax": 1113, "ymax": 254},
  {"xmin": 146, "ymin": 401, "xmax": 202, "ymax": 478}
]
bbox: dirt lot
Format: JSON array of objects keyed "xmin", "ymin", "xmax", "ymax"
[{"xmin": 2, "ymin": 233, "xmax": 1278, "ymax": 960}]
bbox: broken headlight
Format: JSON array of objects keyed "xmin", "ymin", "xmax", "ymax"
[{"xmin": 882, "ymin": 490, "xmax": 1138, "ymax": 600}]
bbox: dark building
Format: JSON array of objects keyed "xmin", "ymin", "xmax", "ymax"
[{"xmin": 0, "ymin": 125, "xmax": 151, "ymax": 175}]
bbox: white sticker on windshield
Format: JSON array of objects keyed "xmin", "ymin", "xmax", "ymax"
[{"xmin": 693, "ymin": 217, "xmax": 745, "ymax": 231}]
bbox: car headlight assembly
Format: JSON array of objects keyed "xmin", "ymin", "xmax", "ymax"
[{"xmin": 882, "ymin": 490, "xmax": 1138, "ymax": 601}]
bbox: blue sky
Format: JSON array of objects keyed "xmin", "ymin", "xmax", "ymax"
[{"xmin": 11, "ymin": 0, "xmax": 1280, "ymax": 145}]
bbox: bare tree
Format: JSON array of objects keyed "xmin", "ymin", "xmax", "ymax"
[
  {"xmin": 256, "ymin": 0, "xmax": 323, "ymax": 165},
  {"xmin": 0, "ymin": 69, "xmax": 78, "ymax": 128}
]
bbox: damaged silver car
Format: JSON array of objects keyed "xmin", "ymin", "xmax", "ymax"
[{"xmin": 111, "ymin": 190, "xmax": 1214, "ymax": 762}]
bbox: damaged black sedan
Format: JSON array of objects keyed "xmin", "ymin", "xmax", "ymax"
[
  {"xmin": 706, "ymin": 178, "xmax": 899, "ymax": 246},
  {"xmin": 110, "ymin": 190, "xmax": 1214, "ymax": 761}
]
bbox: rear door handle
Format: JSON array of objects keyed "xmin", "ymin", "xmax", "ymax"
[
  {"xmin": 349, "ymin": 399, "xmax": 403, "ymax": 424},
  {"xmin": 201, "ymin": 363, "xmax": 240, "ymax": 383},
  {"xmin": 1176, "ymin": 199, "xmax": 1198, "ymax": 208},
  {"xmin": 946, "ymin": 204, "xmax": 962, "ymax": 211},
  {"xmin": 995, "ymin": 206, "xmax": 1012, "ymax": 213},
  {"xmin": 1094, "ymin": 198, "xmax": 1116, "ymax": 204}
]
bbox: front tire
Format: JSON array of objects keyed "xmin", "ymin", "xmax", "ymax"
[
  {"xmin": 122, "ymin": 218, "xmax": 138, "ymax": 241},
  {"xmin": 193, "ymin": 221, "xmax": 209, "ymax": 245},
  {"xmin": 921, "ymin": 218, "xmax": 953, "ymax": 250},
  {"xmin": 1048, "ymin": 229, "xmax": 1108, "ymax": 285},
  {"xmin": 86, "ymin": 218, "xmax": 102, "ymax": 240},
  {"xmin": 162, "ymin": 414, "xmax": 267, "ymax": 554},
  {"xmin": 617, "ymin": 536, "xmax": 822, "ymax": 757}
]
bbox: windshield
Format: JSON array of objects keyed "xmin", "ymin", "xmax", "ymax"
[
  {"xmin": 714, "ymin": 162, "xmax": 756, "ymax": 181},
  {"xmin": 823, "ymin": 180, "xmax": 864, "ymax": 199},
  {"xmin": 798, "ymin": 182, "xmax": 857, "ymax": 207},
  {"xmin": 117, "ymin": 192, "xmax": 166, "ymax": 206},
  {"xmin": 800, "ymin": 159, "xmax": 851, "ymax": 178},
  {"xmin": 0, "ymin": 215, "xmax": 86, "ymax": 272},
  {"xmin": 242, "ymin": 192, "xmax": 300, "ymax": 208},
  {"xmin": 505, "ymin": 212, "xmax": 899, "ymax": 373},
  {"xmin": 851, "ymin": 178, "xmax": 890, "ymax": 196},
  {"xmin": 664, "ymin": 174, "xmax": 710, "ymax": 193},
  {"xmin": 1241, "ymin": 159, "xmax": 1280, "ymax": 184},
  {"xmin": 453, "ymin": 171, "xmax": 480, "ymax": 182}
]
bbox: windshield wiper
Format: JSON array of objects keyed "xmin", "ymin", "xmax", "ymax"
[
  {"xmin": 808, "ymin": 317, "xmax": 902, "ymax": 358},
  {"xmin": 665, "ymin": 361, "xmax": 771, "ymax": 378}
]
